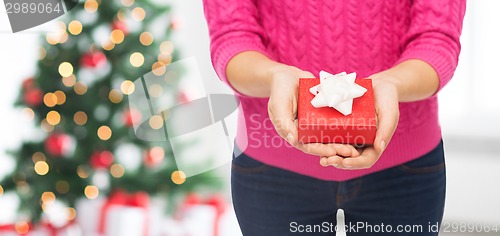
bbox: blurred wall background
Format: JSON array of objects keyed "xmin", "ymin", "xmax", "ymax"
[{"xmin": 1, "ymin": 0, "xmax": 499, "ymax": 233}]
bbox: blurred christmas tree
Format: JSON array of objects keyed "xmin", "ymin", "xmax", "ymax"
[{"xmin": 0, "ymin": 0, "xmax": 222, "ymax": 223}]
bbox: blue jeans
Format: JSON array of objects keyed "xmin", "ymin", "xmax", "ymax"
[{"xmin": 231, "ymin": 141, "xmax": 446, "ymax": 235}]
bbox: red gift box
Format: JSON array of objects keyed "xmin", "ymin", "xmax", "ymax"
[
  {"xmin": 297, "ymin": 78, "xmax": 377, "ymax": 145},
  {"xmin": 98, "ymin": 190, "xmax": 149, "ymax": 236},
  {"xmin": 176, "ymin": 193, "xmax": 226, "ymax": 236}
]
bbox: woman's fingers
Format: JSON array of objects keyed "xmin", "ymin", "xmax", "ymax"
[
  {"xmin": 268, "ymin": 100, "xmax": 297, "ymax": 145},
  {"xmin": 340, "ymin": 147, "xmax": 378, "ymax": 169},
  {"xmin": 320, "ymin": 79, "xmax": 400, "ymax": 170},
  {"xmin": 298, "ymin": 142, "xmax": 359, "ymax": 157},
  {"xmin": 327, "ymin": 155, "xmax": 346, "ymax": 167},
  {"xmin": 268, "ymin": 69, "xmax": 314, "ymax": 146},
  {"xmin": 268, "ymin": 82, "xmax": 298, "ymax": 145},
  {"xmin": 319, "ymin": 157, "xmax": 329, "ymax": 167},
  {"xmin": 319, "ymin": 147, "xmax": 378, "ymax": 170}
]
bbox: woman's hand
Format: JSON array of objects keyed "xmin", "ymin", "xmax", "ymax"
[
  {"xmin": 267, "ymin": 67, "xmax": 307, "ymax": 146},
  {"xmin": 228, "ymin": 51, "xmax": 431, "ymax": 169},
  {"xmin": 267, "ymin": 66, "xmax": 361, "ymax": 158},
  {"xmin": 226, "ymin": 52, "xmax": 358, "ymax": 158},
  {"xmin": 319, "ymin": 77, "xmax": 400, "ymax": 169}
]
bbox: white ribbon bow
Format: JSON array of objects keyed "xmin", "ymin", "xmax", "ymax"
[{"xmin": 310, "ymin": 71, "xmax": 367, "ymax": 116}]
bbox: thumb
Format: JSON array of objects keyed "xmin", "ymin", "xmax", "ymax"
[
  {"xmin": 299, "ymin": 71, "xmax": 315, "ymax": 78},
  {"xmin": 268, "ymin": 87, "xmax": 298, "ymax": 145},
  {"xmin": 373, "ymin": 82, "xmax": 399, "ymax": 154},
  {"xmin": 267, "ymin": 70, "xmax": 313, "ymax": 146}
]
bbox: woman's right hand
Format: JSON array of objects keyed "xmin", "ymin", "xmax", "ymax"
[{"xmin": 267, "ymin": 66, "xmax": 361, "ymax": 159}]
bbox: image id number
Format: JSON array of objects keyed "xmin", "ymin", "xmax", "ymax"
[
  {"xmin": 5, "ymin": 2, "xmax": 62, "ymax": 14},
  {"xmin": 441, "ymin": 221, "xmax": 499, "ymax": 233}
]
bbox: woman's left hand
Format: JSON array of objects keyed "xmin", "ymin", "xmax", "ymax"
[{"xmin": 319, "ymin": 76, "xmax": 400, "ymax": 170}]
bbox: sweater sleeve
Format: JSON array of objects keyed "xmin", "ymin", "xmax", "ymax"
[
  {"xmin": 396, "ymin": 0, "xmax": 466, "ymax": 92},
  {"xmin": 202, "ymin": 0, "xmax": 272, "ymax": 94}
]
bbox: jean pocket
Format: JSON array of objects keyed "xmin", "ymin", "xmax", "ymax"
[
  {"xmin": 232, "ymin": 153, "xmax": 270, "ymax": 174},
  {"xmin": 397, "ymin": 141, "xmax": 445, "ymax": 174}
]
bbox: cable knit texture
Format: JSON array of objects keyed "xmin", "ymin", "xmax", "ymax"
[{"xmin": 203, "ymin": 0, "xmax": 466, "ymax": 181}]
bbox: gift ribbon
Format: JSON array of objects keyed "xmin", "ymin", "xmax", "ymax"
[
  {"xmin": 181, "ymin": 194, "xmax": 226, "ymax": 236},
  {"xmin": 1, "ymin": 221, "xmax": 72, "ymax": 236},
  {"xmin": 0, "ymin": 222, "xmax": 33, "ymax": 234},
  {"xmin": 0, "ymin": 224, "xmax": 14, "ymax": 231},
  {"xmin": 98, "ymin": 190, "xmax": 150, "ymax": 236},
  {"xmin": 41, "ymin": 219, "xmax": 76, "ymax": 236},
  {"xmin": 310, "ymin": 71, "xmax": 367, "ymax": 115}
]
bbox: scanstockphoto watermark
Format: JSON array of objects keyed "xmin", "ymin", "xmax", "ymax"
[
  {"xmin": 296, "ymin": 114, "xmax": 377, "ymax": 132},
  {"xmin": 128, "ymin": 57, "xmax": 377, "ymax": 177},
  {"xmin": 290, "ymin": 221, "xmax": 500, "ymax": 234},
  {"xmin": 290, "ymin": 221, "xmax": 426, "ymax": 234},
  {"xmin": 247, "ymin": 114, "xmax": 373, "ymax": 149},
  {"xmin": 248, "ymin": 114, "xmax": 377, "ymax": 132},
  {"xmin": 128, "ymin": 57, "xmax": 247, "ymax": 177}
]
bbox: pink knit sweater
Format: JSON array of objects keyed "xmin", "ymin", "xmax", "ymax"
[{"xmin": 203, "ymin": 0, "xmax": 466, "ymax": 181}]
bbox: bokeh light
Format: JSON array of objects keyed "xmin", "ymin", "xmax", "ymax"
[
  {"xmin": 129, "ymin": 52, "xmax": 144, "ymax": 67},
  {"xmin": 22, "ymin": 108, "xmax": 35, "ymax": 120},
  {"xmin": 43, "ymin": 93, "xmax": 57, "ymax": 107},
  {"xmin": 97, "ymin": 125, "xmax": 112, "ymax": 140},
  {"xmin": 32, "ymin": 152, "xmax": 46, "ymax": 163},
  {"xmin": 45, "ymin": 22, "xmax": 66, "ymax": 45},
  {"xmin": 68, "ymin": 207, "xmax": 77, "ymax": 220},
  {"xmin": 77, "ymin": 165, "xmax": 90, "ymax": 179},
  {"xmin": 110, "ymin": 30, "xmax": 125, "ymax": 44},
  {"xmin": 68, "ymin": 20, "xmax": 83, "ymax": 35},
  {"xmin": 121, "ymin": 0, "xmax": 134, "ymax": 7},
  {"xmin": 16, "ymin": 181, "xmax": 30, "ymax": 195},
  {"xmin": 54, "ymin": 90, "xmax": 66, "ymax": 105},
  {"xmin": 62, "ymin": 75, "xmax": 77, "ymax": 87},
  {"xmin": 140, "ymin": 32, "xmax": 154, "ymax": 46},
  {"xmin": 46, "ymin": 30, "xmax": 66, "ymax": 45},
  {"xmin": 131, "ymin": 7, "xmax": 146, "ymax": 21},
  {"xmin": 120, "ymin": 80, "xmax": 135, "ymax": 95},
  {"xmin": 74, "ymin": 82, "xmax": 88, "ymax": 95},
  {"xmin": 171, "ymin": 170, "xmax": 186, "ymax": 185},
  {"xmin": 46, "ymin": 111, "xmax": 61, "ymax": 126},
  {"xmin": 117, "ymin": 10, "xmax": 126, "ymax": 21},
  {"xmin": 165, "ymin": 70, "xmax": 178, "ymax": 84},
  {"xmin": 84, "ymin": 185, "xmax": 99, "ymax": 199},
  {"xmin": 158, "ymin": 53, "xmax": 172, "ymax": 65},
  {"xmin": 110, "ymin": 164, "xmax": 125, "ymax": 178},
  {"xmin": 46, "ymin": 34, "xmax": 59, "ymax": 45},
  {"xmin": 149, "ymin": 115, "xmax": 163, "ymax": 129},
  {"xmin": 39, "ymin": 47, "xmax": 47, "ymax": 60},
  {"xmin": 41, "ymin": 191, "xmax": 56, "ymax": 204},
  {"xmin": 41, "ymin": 119, "xmax": 55, "ymax": 132},
  {"xmin": 109, "ymin": 89, "xmax": 123, "ymax": 103},
  {"xmin": 58, "ymin": 62, "xmax": 73, "ymax": 77},
  {"xmin": 15, "ymin": 222, "xmax": 30, "ymax": 234},
  {"xmin": 34, "ymin": 161, "xmax": 49, "ymax": 175},
  {"xmin": 152, "ymin": 62, "xmax": 166, "ymax": 76},
  {"xmin": 147, "ymin": 146, "xmax": 164, "ymax": 166},
  {"xmin": 74, "ymin": 111, "xmax": 88, "ymax": 125},
  {"xmin": 102, "ymin": 40, "xmax": 115, "ymax": 51},
  {"xmin": 84, "ymin": 0, "xmax": 98, "ymax": 13},
  {"xmin": 148, "ymin": 84, "xmax": 163, "ymax": 97},
  {"xmin": 150, "ymin": 146, "xmax": 164, "ymax": 158},
  {"xmin": 160, "ymin": 41, "xmax": 174, "ymax": 54},
  {"xmin": 58, "ymin": 32, "xmax": 69, "ymax": 44}
]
